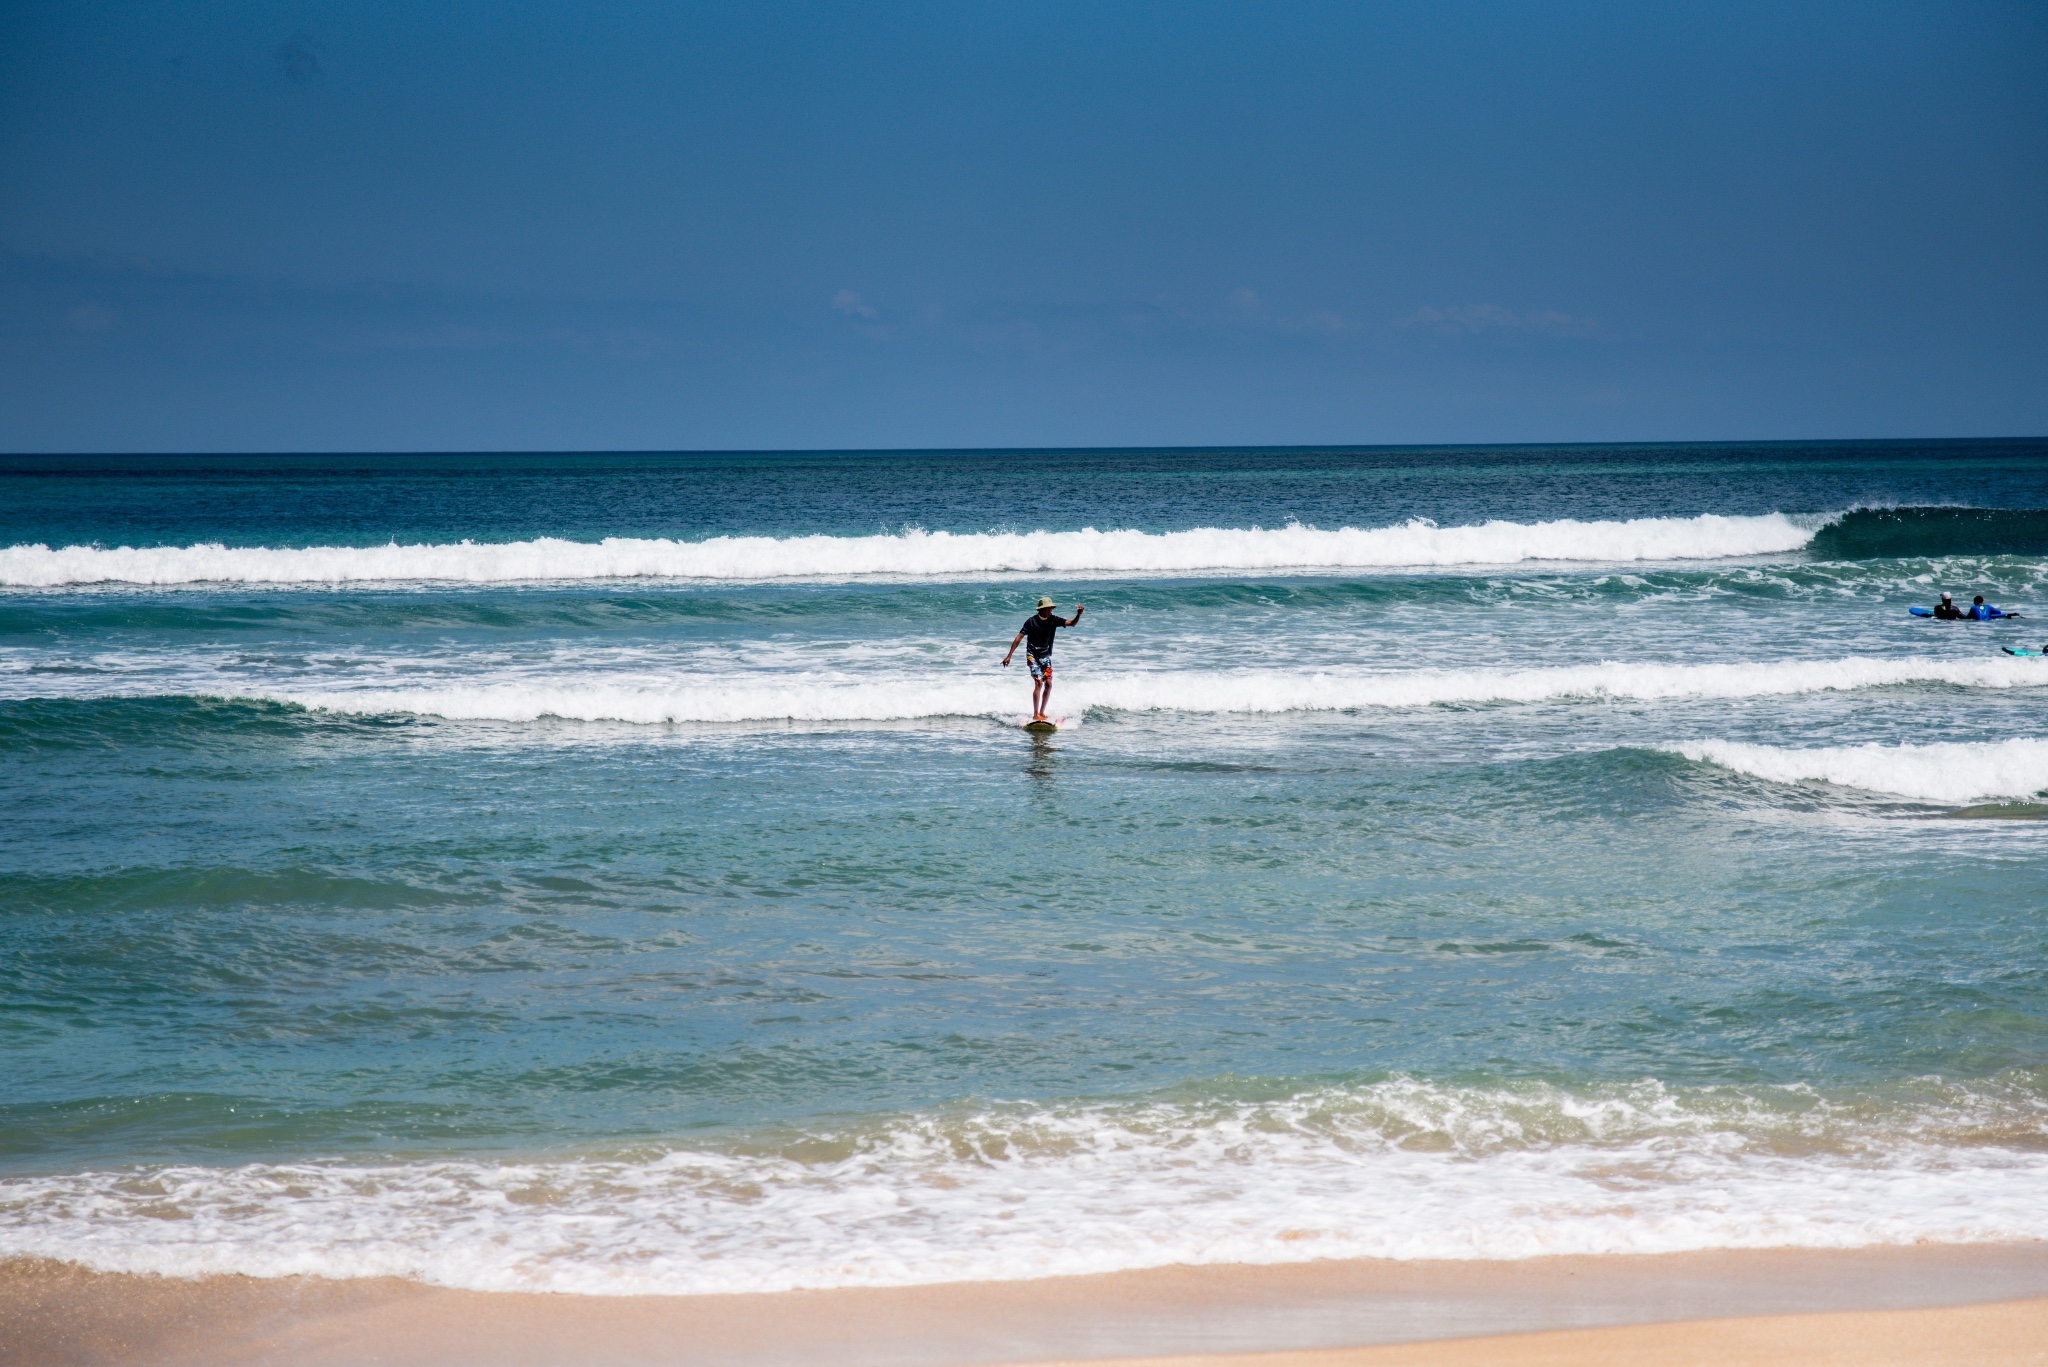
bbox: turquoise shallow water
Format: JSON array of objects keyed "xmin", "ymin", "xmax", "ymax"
[{"xmin": 3, "ymin": 441, "xmax": 2048, "ymax": 1292}]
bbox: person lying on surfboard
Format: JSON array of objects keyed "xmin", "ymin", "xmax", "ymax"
[{"xmin": 1001, "ymin": 596, "xmax": 1084, "ymax": 723}]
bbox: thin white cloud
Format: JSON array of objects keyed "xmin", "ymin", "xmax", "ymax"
[
  {"xmin": 1402, "ymin": 304, "xmax": 1597, "ymax": 338},
  {"xmin": 1224, "ymin": 288, "xmax": 1351, "ymax": 336},
  {"xmin": 831, "ymin": 289, "xmax": 878, "ymax": 319}
]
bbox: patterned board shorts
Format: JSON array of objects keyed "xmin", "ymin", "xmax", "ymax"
[{"xmin": 1026, "ymin": 652, "xmax": 1053, "ymax": 681}]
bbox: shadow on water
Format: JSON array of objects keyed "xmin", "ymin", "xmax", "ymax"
[{"xmin": 1024, "ymin": 732, "xmax": 1059, "ymax": 785}]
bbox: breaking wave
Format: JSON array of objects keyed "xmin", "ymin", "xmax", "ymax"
[
  {"xmin": 4, "ymin": 1075, "xmax": 2045, "ymax": 1294},
  {"xmin": 0, "ymin": 513, "xmax": 1815, "ymax": 587},
  {"xmin": 131, "ymin": 654, "xmax": 2048, "ymax": 725},
  {"xmin": 13, "ymin": 506, "xmax": 2048, "ymax": 589},
  {"xmin": 1676, "ymin": 736, "xmax": 2048, "ymax": 804}
]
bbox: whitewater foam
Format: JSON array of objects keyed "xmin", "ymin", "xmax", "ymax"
[
  {"xmin": 210, "ymin": 654, "xmax": 2048, "ymax": 725},
  {"xmin": 1676, "ymin": 736, "xmax": 2048, "ymax": 803},
  {"xmin": 4, "ymin": 1076, "xmax": 2045, "ymax": 1294},
  {"xmin": 0, "ymin": 514, "xmax": 1816, "ymax": 587}
]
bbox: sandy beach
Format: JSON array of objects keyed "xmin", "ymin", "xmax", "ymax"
[{"xmin": 7, "ymin": 1243, "xmax": 2048, "ymax": 1367}]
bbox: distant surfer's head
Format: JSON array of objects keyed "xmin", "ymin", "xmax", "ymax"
[
  {"xmin": 1941, "ymin": 592, "xmax": 1952, "ymax": 601},
  {"xmin": 1975, "ymin": 596, "xmax": 1986, "ymax": 604},
  {"xmin": 1036, "ymin": 596, "xmax": 1058, "ymax": 612}
]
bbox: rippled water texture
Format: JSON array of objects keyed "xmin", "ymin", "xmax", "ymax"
[{"xmin": 2, "ymin": 440, "xmax": 2047, "ymax": 1291}]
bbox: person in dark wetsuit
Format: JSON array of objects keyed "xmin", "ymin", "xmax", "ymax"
[
  {"xmin": 1932, "ymin": 592, "xmax": 1967, "ymax": 620},
  {"xmin": 1001, "ymin": 596, "xmax": 1085, "ymax": 722}
]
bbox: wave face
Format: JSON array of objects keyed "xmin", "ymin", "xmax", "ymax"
[
  {"xmin": 1808, "ymin": 507, "xmax": 2048, "ymax": 560},
  {"xmin": 5, "ymin": 1076, "xmax": 2046, "ymax": 1294},
  {"xmin": 1676, "ymin": 737, "xmax": 2048, "ymax": 803},
  {"xmin": 0, "ymin": 514, "xmax": 1815, "ymax": 586}
]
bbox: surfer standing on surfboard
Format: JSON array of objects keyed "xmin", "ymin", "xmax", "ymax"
[{"xmin": 1002, "ymin": 596, "xmax": 1084, "ymax": 723}]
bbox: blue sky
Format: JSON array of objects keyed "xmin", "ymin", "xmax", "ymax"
[{"xmin": 2, "ymin": 1, "xmax": 2043, "ymax": 451}]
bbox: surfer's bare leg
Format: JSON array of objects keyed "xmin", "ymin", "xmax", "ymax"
[{"xmin": 1026, "ymin": 655, "xmax": 1053, "ymax": 720}]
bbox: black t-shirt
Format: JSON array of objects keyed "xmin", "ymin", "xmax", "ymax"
[{"xmin": 1020, "ymin": 613, "xmax": 1065, "ymax": 656}]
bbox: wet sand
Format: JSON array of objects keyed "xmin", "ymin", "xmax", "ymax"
[
  {"xmin": 1045, "ymin": 1298, "xmax": 2048, "ymax": 1365},
  {"xmin": 5, "ymin": 1243, "xmax": 2047, "ymax": 1367}
]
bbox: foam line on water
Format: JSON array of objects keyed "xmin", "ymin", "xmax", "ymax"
[
  {"xmin": 0, "ymin": 514, "xmax": 1816, "ymax": 586},
  {"xmin": 1675, "ymin": 736, "xmax": 2048, "ymax": 803},
  {"xmin": 3, "ymin": 1077, "xmax": 2045, "ymax": 1294},
  {"xmin": 235, "ymin": 655, "xmax": 2048, "ymax": 724}
]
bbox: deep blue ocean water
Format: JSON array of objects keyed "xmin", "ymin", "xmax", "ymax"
[{"xmin": 3, "ymin": 440, "xmax": 2048, "ymax": 1292}]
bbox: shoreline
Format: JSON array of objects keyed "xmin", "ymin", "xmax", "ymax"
[{"xmin": 8, "ymin": 1242, "xmax": 2048, "ymax": 1367}]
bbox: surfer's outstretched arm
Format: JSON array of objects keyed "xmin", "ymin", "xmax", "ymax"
[{"xmin": 1001, "ymin": 630, "xmax": 1025, "ymax": 665}]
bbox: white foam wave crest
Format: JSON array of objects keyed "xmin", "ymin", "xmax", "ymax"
[
  {"xmin": 253, "ymin": 655, "xmax": 2048, "ymax": 725},
  {"xmin": 1677, "ymin": 737, "xmax": 2048, "ymax": 804},
  {"xmin": 5, "ymin": 1077, "xmax": 2046, "ymax": 1294},
  {"xmin": 0, "ymin": 514, "xmax": 1815, "ymax": 587}
]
